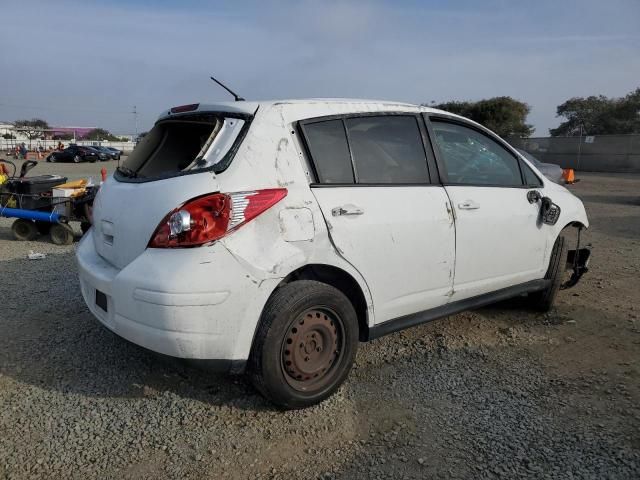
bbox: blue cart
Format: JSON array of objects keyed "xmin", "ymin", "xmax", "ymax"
[{"xmin": 0, "ymin": 159, "xmax": 96, "ymax": 245}]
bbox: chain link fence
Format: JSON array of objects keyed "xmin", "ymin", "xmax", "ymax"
[{"xmin": 507, "ymin": 134, "xmax": 640, "ymax": 173}]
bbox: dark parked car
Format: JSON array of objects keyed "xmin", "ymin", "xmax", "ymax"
[
  {"xmin": 90, "ymin": 145, "xmax": 118, "ymax": 161},
  {"xmin": 516, "ymin": 149, "xmax": 564, "ymax": 184},
  {"xmin": 46, "ymin": 145, "xmax": 99, "ymax": 163},
  {"xmin": 104, "ymin": 147, "xmax": 122, "ymax": 160}
]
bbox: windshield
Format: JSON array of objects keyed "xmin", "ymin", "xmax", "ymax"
[{"xmin": 118, "ymin": 113, "xmax": 246, "ymax": 179}]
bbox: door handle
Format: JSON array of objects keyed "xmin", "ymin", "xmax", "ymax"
[
  {"xmin": 331, "ymin": 205, "xmax": 364, "ymax": 216},
  {"xmin": 457, "ymin": 200, "xmax": 480, "ymax": 210}
]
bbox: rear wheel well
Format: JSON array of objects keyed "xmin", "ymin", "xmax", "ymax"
[{"xmin": 278, "ymin": 264, "xmax": 370, "ymax": 341}]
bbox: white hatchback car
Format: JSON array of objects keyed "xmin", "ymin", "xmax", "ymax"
[{"xmin": 77, "ymin": 99, "xmax": 590, "ymax": 409}]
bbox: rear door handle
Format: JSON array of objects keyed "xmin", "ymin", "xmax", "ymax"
[
  {"xmin": 458, "ymin": 200, "xmax": 480, "ymax": 210},
  {"xmin": 331, "ymin": 205, "xmax": 364, "ymax": 216}
]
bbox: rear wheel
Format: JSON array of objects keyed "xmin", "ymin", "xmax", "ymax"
[
  {"xmin": 529, "ymin": 234, "xmax": 568, "ymax": 311},
  {"xmin": 73, "ymin": 155, "xmax": 81, "ymax": 163},
  {"xmin": 50, "ymin": 223, "xmax": 74, "ymax": 245},
  {"xmin": 249, "ymin": 280, "xmax": 359, "ymax": 409},
  {"xmin": 11, "ymin": 219, "xmax": 38, "ymax": 241}
]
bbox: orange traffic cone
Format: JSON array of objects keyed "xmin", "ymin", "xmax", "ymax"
[{"xmin": 562, "ymin": 168, "xmax": 575, "ymax": 184}]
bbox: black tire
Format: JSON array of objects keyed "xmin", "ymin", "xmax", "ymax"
[
  {"xmin": 80, "ymin": 221, "xmax": 92, "ymax": 234},
  {"xmin": 248, "ymin": 280, "xmax": 359, "ymax": 409},
  {"xmin": 50, "ymin": 223, "xmax": 74, "ymax": 245},
  {"xmin": 11, "ymin": 219, "xmax": 38, "ymax": 241},
  {"xmin": 35, "ymin": 221, "xmax": 52, "ymax": 235},
  {"xmin": 529, "ymin": 234, "xmax": 568, "ymax": 312},
  {"xmin": 73, "ymin": 155, "xmax": 81, "ymax": 163},
  {"xmin": 46, "ymin": 154, "xmax": 54, "ymax": 163}
]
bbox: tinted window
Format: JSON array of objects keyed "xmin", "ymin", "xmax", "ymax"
[
  {"xmin": 432, "ymin": 121, "xmax": 523, "ymax": 186},
  {"xmin": 522, "ymin": 161, "xmax": 543, "ymax": 186},
  {"xmin": 345, "ymin": 116, "xmax": 428, "ymax": 184},
  {"xmin": 304, "ymin": 120, "xmax": 354, "ymax": 183}
]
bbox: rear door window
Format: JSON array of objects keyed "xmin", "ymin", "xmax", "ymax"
[
  {"xmin": 303, "ymin": 119, "xmax": 354, "ymax": 184},
  {"xmin": 120, "ymin": 114, "xmax": 245, "ymax": 179},
  {"xmin": 345, "ymin": 116, "xmax": 429, "ymax": 184}
]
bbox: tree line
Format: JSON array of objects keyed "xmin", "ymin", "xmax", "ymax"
[
  {"xmin": 2, "ymin": 119, "xmax": 127, "ymax": 142},
  {"xmin": 428, "ymin": 87, "xmax": 640, "ymax": 138},
  {"xmin": 5, "ymin": 89, "xmax": 639, "ymax": 141}
]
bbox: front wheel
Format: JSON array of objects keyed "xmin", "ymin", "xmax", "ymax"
[
  {"xmin": 529, "ymin": 234, "xmax": 568, "ymax": 312},
  {"xmin": 249, "ymin": 280, "xmax": 359, "ymax": 409}
]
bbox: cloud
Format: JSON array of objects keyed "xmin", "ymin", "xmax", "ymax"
[{"xmin": 1, "ymin": 0, "xmax": 639, "ymax": 135}]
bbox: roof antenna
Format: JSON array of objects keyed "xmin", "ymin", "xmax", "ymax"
[{"xmin": 210, "ymin": 76, "xmax": 245, "ymax": 102}]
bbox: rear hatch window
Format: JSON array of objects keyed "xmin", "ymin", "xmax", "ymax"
[{"xmin": 117, "ymin": 113, "xmax": 248, "ymax": 181}]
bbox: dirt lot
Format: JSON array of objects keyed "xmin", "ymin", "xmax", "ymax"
[{"xmin": 0, "ymin": 164, "xmax": 639, "ymax": 479}]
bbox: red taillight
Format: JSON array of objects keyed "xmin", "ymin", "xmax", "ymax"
[
  {"xmin": 148, "ymin": 188, "xmax": 287, "ymax": 248},
  {"xmin": 170, "ymin": 103, "xmax": 199, "ymax": 114}
]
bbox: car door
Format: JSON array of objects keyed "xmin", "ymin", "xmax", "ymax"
[
  {"xmin": 300, "ymin": 114, "xmax": 455, "ymax": 324},
  {"xmin": 426, "ymin": 116, "xmax": 549, "ymax": 301},
  {"xmin": 63, "ymin": 147, "xmax": 75, "ymax": 161}
]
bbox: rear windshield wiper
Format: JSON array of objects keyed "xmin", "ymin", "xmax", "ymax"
[{"xmin": 116, "ymin": 166, "xmax": 140, "ymax": 178}]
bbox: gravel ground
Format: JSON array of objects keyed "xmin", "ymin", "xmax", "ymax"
[{"xmin": 1, "ymin": 164, "xmax": 639, "ymax": 479}]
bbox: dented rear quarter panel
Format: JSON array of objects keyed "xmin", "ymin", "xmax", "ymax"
[{"xmin": 215, "ymin": 102, "xmax": 395, "ymax": 358}]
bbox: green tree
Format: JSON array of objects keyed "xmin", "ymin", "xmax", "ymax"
[
  {"xmin": 85, "ymin": 128, "xmax": 121, "ymax": 141},
  {"xmin": 14, "ymin": 118, "xmax": 49, "ymax": 140},
  {"xmin": 550, "ymin": 87, "xmax": 640, "ymax": 136},
  {"xmin": 431, "ymin": 97, "xmax": 534, "ymax": 137}
]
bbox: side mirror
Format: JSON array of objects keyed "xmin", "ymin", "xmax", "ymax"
[{"xmin": 527, "ymin": 190, "xmax": 542, "ymax": 204}]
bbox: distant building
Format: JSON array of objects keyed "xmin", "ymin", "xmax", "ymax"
[
  {"xmin": 1, "ymin": 123, "xmax": 98, "ymax": 141},
  {"xmin": 0, "ymin": 121, "xmax": 20, "ymax": 139},
  {"xmin": 47, "ymin": 127, "xmax": 97, "ymax": 140}
]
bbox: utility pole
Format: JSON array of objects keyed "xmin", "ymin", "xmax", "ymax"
[
  {"xmin": 576, "ymin": 124, "xmax": 582, "ymax": 171},
  {"xmin": 132, "ymin": 105, "xmax": 138, "ymax": 139}
]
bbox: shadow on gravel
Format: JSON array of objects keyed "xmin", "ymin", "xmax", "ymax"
[{"xmin": 0, "ymin": 251, "xmax": 273, "ymax": 412}]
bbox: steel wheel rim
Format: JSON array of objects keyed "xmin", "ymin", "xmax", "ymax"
[{"xmin": 281, "ymin": 307, "xmax": 344, "ymax": 392}]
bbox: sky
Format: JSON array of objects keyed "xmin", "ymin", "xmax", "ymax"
[{"xmin": 1, "ymin": 0, "xmax": 639, "ymax": 136}]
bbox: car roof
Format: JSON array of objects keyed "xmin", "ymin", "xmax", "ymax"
[
  {"xmin": 157, "ymin": 98, "xmax": 456, "ymax": 119},
  {"xmin": 154, "ymin": 98, "xmax": 496, "ymax": 138}
]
